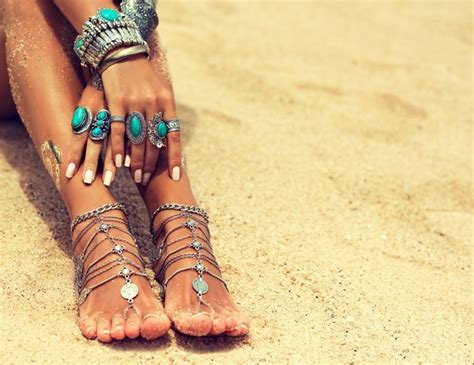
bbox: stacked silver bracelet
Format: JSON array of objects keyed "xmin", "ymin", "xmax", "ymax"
[{"xmin": 73, "ymin": 8, "xmax": 147, "ymax": 71}]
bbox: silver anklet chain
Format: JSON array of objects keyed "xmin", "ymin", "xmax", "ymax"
[
  {"xmin": 71, "ymin": 202, "xmax": 127, "ymax": 233},
  {"xmin": 70, "ymin": 202, "xmax": 157, "ymax": 317},
  {"xmin": 150, "ymin": 203, "xmax": 209, "ymax": 231},
  {"xmin": 150, "ymin": 204, "xmax": 227, "ymax": 308}
]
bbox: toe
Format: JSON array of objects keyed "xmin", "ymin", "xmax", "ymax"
[
  {"xmin": 225, "ymin": 312, "xmax": 250, "ymax": 336},
  {"xmin": 209, "ymin": 317, "xmax": 226, "ymax": 336},
  {"xmin": 96, "ymin": 314, "xmax": 112, "ymax": 343},
  {"xmin": 173, "ymin": 311, "xmax": 213, "ymax": 337},
  {"xmin": 79, "ymin": 317, "xmax": 97, "ymax": 339},
  {"xmin": 140, "ymin": 312, "xmax": 171, "ymax": 340},
  {"xmin": 224, "ymin": 316, "xmax": 239, "ymax": 332},
  {"xmin": 110, "ymin": 313, "xmax": 126, "ymax": 340},
  {"xmin": 124, "ymin": 310, "xmax": 142, "ymax": 339},
  {"xmin": 226, "ymin": 323, "xmax": 249, "ymax": 336}
]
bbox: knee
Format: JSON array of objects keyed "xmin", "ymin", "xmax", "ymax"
[{"xmin": 3, "ymin": 0, "xmax": 44, "ymax": 24}]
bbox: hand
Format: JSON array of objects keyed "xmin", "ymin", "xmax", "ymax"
[
  {"xmin": 101, "ymin": 55, "xmax": 182, "ymax": 185},
  {"xmin": 65, "ymin": 82, "xmax": 116, "ymax": 186}
]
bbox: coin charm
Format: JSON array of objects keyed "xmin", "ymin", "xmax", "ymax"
[
  {"xmin": 120, "ymin": 282, "xmax": 139, "ymax": 300},
  {"xmin": 192, "ymin": 277, "xmax": 209, "ymax": 295}
]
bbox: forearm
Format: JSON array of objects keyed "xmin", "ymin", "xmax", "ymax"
[{"xmin": 53, "ymin": 0, "xmax": 118, "ymax": 32}]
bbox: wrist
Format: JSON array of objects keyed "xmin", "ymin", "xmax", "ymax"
[{"xmin": 100, "ymin": 45, "xmax": 150, "ymax": 77}]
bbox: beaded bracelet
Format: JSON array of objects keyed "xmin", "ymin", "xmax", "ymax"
[{"xmin": 73, "ymin": 8, "xmax": 147, "ymax": 70}]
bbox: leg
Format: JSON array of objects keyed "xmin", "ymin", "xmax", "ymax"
[
  {"xmin": 3, "ymin": 0, "xmax": 169, "ymax": 341},
  {"xmin": 0, "ymin": 25, "xmax": 16, "ymax": 119},
  {"xmin": 140, "ymin": 34, "xmax": 250, "ymax": 337}
]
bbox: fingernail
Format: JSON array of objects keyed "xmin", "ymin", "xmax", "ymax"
[
  {"xmin": 134, "ymin": 169, "xmax": 142, "ymax": 183},
  {"xmin": 115, "ymin": 154, "xmax": 123, "ymax": 168},
  {"xmin": 65, "ymin": 163, "xmax": 76, "ymax": 178},
  {"xmin": 172, "ymin": 166, "xmax": 181, "ymax": 181},
  {"xmin": 124, "ymin": 155, "xmax": 131, "ymax": 167},
  {"xmin": 103, "ymin": 170, "xmax": 113, "ymax": 186},
  {"xmin": 84, "ymin": 169, "xmax": 94, "ymax": 184},
  {"xmin": 142, "ymin": 172, "xmax": 151, "ymax": 186}
]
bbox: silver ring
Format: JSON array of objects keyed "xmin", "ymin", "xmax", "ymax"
[
  {"xmin": 148, "ymin": 112, "xmax": 167, "ymax": 149},
  {"xmin": 165, "ymin": 118, "xmax": 180, "ymax": 133},
  {"xmin": 126, "ymin": 111, "xmax": 147, "ymax": 144},
  {"xmin": 110, "ymin": 115, "xmax": 126, "ymax": 123}
]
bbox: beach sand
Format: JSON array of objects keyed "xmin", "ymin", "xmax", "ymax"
[{"xmin": 0, "ymin": 0, "xmax": 472, "ymax": 363}]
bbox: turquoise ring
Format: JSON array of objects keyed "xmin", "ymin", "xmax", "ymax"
[
  {"xmin": 126, "ymin": 112, "xmax": 147, "ymax": 144},
  {"xmin": 89, "ymin": 109, "xmax": 111, "ymax": 141},
  {"xmin": 71, "ymin": 106, "xmax": 92, "ymax": 134},
  {"xmin": 148, "ymin": 112, "xmax": 168, "ymax": 148}
]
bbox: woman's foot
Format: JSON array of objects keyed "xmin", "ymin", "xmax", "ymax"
[
  {"xmin": 72, "ymin": 204, "xmax": 170, "ymax": 342},
  {"xmin": 151, "ymin": 205, "xmax": 250, "ymax": 337}
]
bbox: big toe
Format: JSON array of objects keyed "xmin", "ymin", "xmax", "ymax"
[
  {"xmin": 173, "ymin": 311, "xmax": 213, "ymax": 337},
  {"xmin": 140, "ymin": 312, "xmax": 170, "ymax": 340}
]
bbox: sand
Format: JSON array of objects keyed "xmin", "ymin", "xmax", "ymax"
[{"xmin": 0, "ymin": 0, "xmax": 472, "ymax": 363}]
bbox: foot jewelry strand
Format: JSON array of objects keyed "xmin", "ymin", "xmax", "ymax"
[
  {"xmin": 71, "ymin": 203, "xmax": 152, "ymax": 317},
  {"xmin": 150, "ymin": 204, "xmax": 228, "ymax": 308}
]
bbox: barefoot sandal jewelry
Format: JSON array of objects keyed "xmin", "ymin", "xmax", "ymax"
[
  {"xmin": 71, "ymin": 203, "xmax": 155, "ymax": 317},
  {"xmin": 150, "ymin": 204, "xmax": 228, "ymax": 308}
]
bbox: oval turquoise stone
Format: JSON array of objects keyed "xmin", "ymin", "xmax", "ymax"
[
  {"xmin": 72, "ymin": 107, "xmax": 86, "ymax": 129},
  {"xmin": 130, "ymin": 116, "xmax": 142, "ymax": 138},
  {"xmin": 156, "ymin": 121, "xmax": 167, "ymax": 138},
  {"xmin": 74, "ymin": 38, "xmax": 84, "ymax": 50},
  {"xmin": 99, "ymin": 8, "xmax": 119, "ymax": 21},
  {"xmin": 92, "ymin": 127, "xmax": 102, "ymax": 137},
  {"xmin": 96, "ymin": 120, "xmax": 104, "ymax": 127},
  {"xmin": 97, "ymin": 111, "xmax": 107, "ymax": 120}
]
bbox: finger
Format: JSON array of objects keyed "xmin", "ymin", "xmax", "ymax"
[
  {"xmin": 127, "ymin": 111, "xmax": 146, "ymax": 184},
  {"xmin": 82, "ymin": 109, "xmax": 108, "ymax": 184},
  {"xmin": 124, "ymin": 140, "xmax": 131, "ymax": 168},
  {"xmin": 142, "ymin": 110, "xmax": 161, "ymax": 186},
  {"xmin": 108, "ymin": 100, "xmax": 126, "ymax": 168},
  {"xmin": 164, "ymin": 109, "xmax": 182, "ymax": 181},
  {"xmin": 66, "ymin": 106, "xmax": 91, "ymax": 179},
  {"xmin": 167, "ymin": 129, "xmax": 182, "ymax": 181},
  {"xmin": 102, "ymin": 139, "xmax": 116, "ymax": 187}
]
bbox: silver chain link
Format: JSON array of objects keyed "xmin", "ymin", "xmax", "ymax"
[
  {"xmin": 150, "ymin": 203, "xmax": 209, "ymax": 226},
  {"xmin": 70, "ymin": 203, "xmax": 127, "ymax": 233}
]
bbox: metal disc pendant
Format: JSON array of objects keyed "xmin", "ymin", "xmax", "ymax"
[
  {"xmin": 126, "ymin": 111, "xmax": 147, "ymax": 144},
  {"xmin": 120, "ymin": 282, "xmax": 139, "ymax": 300},
  {"xmin": 192, "ymin": 277, "xmax": 209, "ymax": 295}
]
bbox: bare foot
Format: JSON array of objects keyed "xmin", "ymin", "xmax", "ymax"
[
  {"xmin": 151, "ymin": 205, "xmax": 250, "ymax": 337},
  {"xmin": 72, "ymin": 204, "xmax": 170, "ymax": 342}
]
